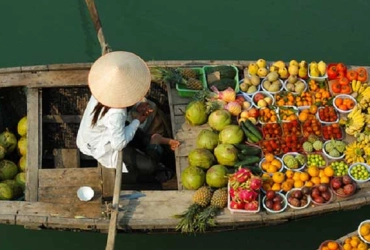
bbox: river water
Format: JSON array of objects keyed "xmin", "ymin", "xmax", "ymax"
[{"xmin": 0, "ymin": 0, "xmax": 370, "ymax": 249}]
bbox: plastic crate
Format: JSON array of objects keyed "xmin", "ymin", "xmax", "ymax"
[
  {"xmin": 203, "ymin": 65, "xmax": 240, "ymax": 92},
  {"xmin": 175, "ymin": 67, "xmax": 207, "ymax": 98}
]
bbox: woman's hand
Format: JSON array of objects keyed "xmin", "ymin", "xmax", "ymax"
[{"xmin": 131, "ymin": 108, "xmax": 153, "ymax": 124}]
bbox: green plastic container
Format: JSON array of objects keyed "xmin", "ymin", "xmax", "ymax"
[
  {"xmin": 203, "ymin": 65, "xmax": 240, "ymax": 92},
  {"xmin": 175, "ymin": 67, "xmax": 207, "ymax": 98}
]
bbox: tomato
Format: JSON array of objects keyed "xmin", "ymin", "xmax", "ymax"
[
  {"xmin": 338, "ymin": 77, "xmax": 349, "ymax": 86},
  {"xmin": 357, "ymin": 67, "xmax": 368, "ymax": 82},
  {"xmin": 336, "ymin": 63, "xmax": 347, "ymax": 73},
  {"xmin": 327, "ymin": 65, "xmax": 338, "ymax": 80},
  {"xmin": 340, "ymin": 85, "xmax": 351, "ymax": 94},
  {"xmin": 331, "ymin": 82, "xmax": 341, "ymax": 93},
  {"xmin": 337, "ymin": 71, "xmax": 346, "ymax": 78},
  {"xmin": 346, "ymin": 70, "xmax": 358, "ymax": 81}
]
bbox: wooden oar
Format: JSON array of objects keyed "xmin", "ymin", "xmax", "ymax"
[{"xmin": 84, "ymin": 1, "xmax": 121, "ymax": 250}]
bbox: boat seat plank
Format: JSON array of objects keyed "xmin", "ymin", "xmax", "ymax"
[
  {"xmin": 38, "ymin": 168, "xmax": 102, "ymax": 205},
  {"xmin": 38, "ymin": 186, "xmax": 102, "ymax": 204},
  {"xmin": 38, "ymin": 168, "xmax": 101, "ymax": 188}
]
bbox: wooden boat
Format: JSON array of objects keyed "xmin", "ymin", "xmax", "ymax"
[{"xmin": 0, "ymin": 61, "xmax": 370, "ymax": 234}]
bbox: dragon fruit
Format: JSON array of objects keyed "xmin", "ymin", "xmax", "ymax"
[
  {"xmin": 244, "ymin": 200, "xmax": 259, "ymax": 211},
  {"xmin": 249, "ymin": 176, "xmax": 262, "ymax": 190},
  {"xmin": 238, "ymin": 189, "xmax": 258, "ymax": 202},
  {"xmin": 230, "ymin": 200, "xmax": 245, "ymax": 210},
  {"xmin": 229, "ymin": 168, "xmax": 252, "ymax": 189},
  {"xmin": 210, "ymin": 86, "xmax": 236, "ymax": 103}
]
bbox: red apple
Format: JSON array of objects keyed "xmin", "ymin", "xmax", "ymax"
[{"xmin": 253, "ymin": 93, "xmax": 265, "ymax": 103}]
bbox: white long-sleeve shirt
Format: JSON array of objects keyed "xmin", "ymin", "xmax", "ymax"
[{"xmin": 76, "ymin": 96, "xmax": 140, "ymax": 172}]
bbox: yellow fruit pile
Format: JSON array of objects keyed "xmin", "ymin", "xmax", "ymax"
[
  {"xmin": 260, "ymin": 153, "xmax": 283, "ymax": 174},
  {"xmin": 262, "ymin": 166, "xmax": 335, "ymax": 193},
  {"xmin": 320, "ymin": 240, "xmax": 341, "ymax": 250},
  {"xmin": 359, "ymin": 222, "xmax": 370, "ymax": 243},
  {"xmin": 342, "ymin": 235, "xmax": 368, "ymax": 250}
]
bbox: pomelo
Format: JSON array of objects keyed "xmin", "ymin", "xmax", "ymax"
[
  {"xmin": 181, "ymin": 166, "xmax": 205, "ymax": 190},
  {"xmin": 15, "ymin": 172, "xmax": 26, "ymax": 191},
  {"xmin": 0, "ymin": 160, "xmax": 19, "ymax": 181},
  {"xmin": 1, "ymin": 180, "xmax": 22, "ymax": 198},
  {"xmin": 0, "ymin": 144, "xmax": 6, "ymax": 160},
  {"xmin": 0, "ymin": 129, "xmax": 17, "ymax": 155},
  {"xmin": 206, "ymin": 165, "xmax": 229, "ymax": 188},
  {"xmin": 0, "ymin": 183, "xmax": 13, "ymax": 200}
]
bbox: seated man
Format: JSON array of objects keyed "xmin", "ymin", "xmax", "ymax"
[{"xmin": 125, "ymin": 98, "xmax": 180, "ymax": 182}]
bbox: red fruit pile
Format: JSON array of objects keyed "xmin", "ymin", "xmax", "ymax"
[
  {"xmin": 310, "ymin": 184, "xmax": 332, "ymax": 205},
  {"xmin": 264, "ymin": 190, "xmax": 285, "ymax": 212},
  {"xmin": 262, "ymin": 123, "xmax": 282, "ymax": 139},
  {"xmin": 287, "ymin": 189, "xmax": 309, "ymax": 208},
  {"xmin": 318, "ymin": 106, "xmax": 338, "ymax": 122},
  {"xmin": 330, "ymin": 175, "xmax": 356, "ymax": 197}
]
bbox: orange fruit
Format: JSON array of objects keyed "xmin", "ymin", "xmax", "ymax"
[
  {"xmin": 266, "ymin": 165, "xmax": 278, "ymax": 173},
  {"xmin": 294, "ymin": 180, "xmax": 304, "ymax": 188},
  {"xmin": 343, "ymin": 243, "xmax": 351, "ymax": 250},
  {"xmin": 281, "ymin": 181, "xmax": 293, "ymax": 192},
  {"xmin": 319, "ymin": 169, "xmax": 326, "ymax": 178},
  {"xmin": 308, "ymin": 166, "xmax": 320, "ymax": 177},
  {"xmin": 359, "ymin": 224, "xmax": 370, "ymax": 236},
  {"xmin": 321, "ymin": 246, "xmax": 330, "ymax": 250},
  {"xmin": 358, "ymin": 242, "xmax": 368, "ymax": 250},
  {"xmin": 272, "ymin": 172, "xmax": 285, "ymax": 184},
  {"xmin": 350, "ymin": 239, "xmax": 358, "ymax": 248},
  {"xmin": 324, "ymin": 166, "xmax": 334, "ymax": 177},
  {"xmin": 271, "ymin": 183, "xmax": 281, "ymax": 191},
  {"xmin": 309, "ymin": 104, "xmax": 318, "ymax": 114},
  {"xmin": 265, "ymin": 153, "xmax": 274, "ymax": 162},
  {"xmin": 292, "ymin": 172, "xmax": 301, "ymax": 181},
  {"xmin": 305, "ymin": 181, "xmax": 314, "ymax": 187},
  {"xmin": 311, "ymin": 176, "xmax": 321, "ymax": 185},
  {"xmin": 364, "ymin": 234, "xmax": 370, "ymax": 242},
  {"xmin": 320, "ymin": 176, "xmax": 330, "ymax": 184},
  {"xmin": 334, "ymin": 97, "xmax": 343, "ymax": 107},
  {"xmin": 298, "ymin": 112, "xmax": 308, "ymax": 122},
  {"xmin": 299, "ymin": 172, "xmax": 310, "ymax": 182},
  {"xmin": 286, "ymin": 170, "xmax": 294, "ymax": 179},
  {"xmin": 271, "ymin": 159, "xmax": 282, "ymax": 169},
  {"xmin": 286, "ymin": 178, "xmax": 295, "ymax": 185},
  {"xmin": 327, "ymin": 241, "xmax": 338, "ymax": 250},
  {"xmin": 261, "ymin": 161, "xmax": 269, "ymax": 170}
]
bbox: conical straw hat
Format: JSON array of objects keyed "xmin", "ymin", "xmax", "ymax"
[{"xmin": 88, "ymin": 51, "xmax": 151, "ymax": 108}]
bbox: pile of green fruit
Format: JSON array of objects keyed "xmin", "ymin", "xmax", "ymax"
[
  {"xmin": 0, "ymin": 116, "xmax": 27, "ymax": 200},
  {"xmin": 330, "ymin": 161, "xmax": 349, "ymax": 177},
  {"xmin": 349, "ymin": 164, "xmax": 370, "ymax": 181}
]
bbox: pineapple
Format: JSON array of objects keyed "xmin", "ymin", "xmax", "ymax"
[
  {"xmin": 180, "ymin": 68, "xmax": 199, "ymax": 79},
  {"xmin": 192, "ymin": 186, "xmax": 212, "ymax": 207},
  {"xmin": 175, "ymin": 186, "xmax": 212, "ymax": 233},
  {"xmin": 196, "ymin": 188, "xmax": 228, "ymax": 233},
  {"xmin": 185, "ymin": 78, "xmax": 203, "ymax": 90}
]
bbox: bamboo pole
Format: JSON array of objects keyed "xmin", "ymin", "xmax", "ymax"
[{"xmin": 84, "ymin": 1, "xmax": 121, "ymax": 250}]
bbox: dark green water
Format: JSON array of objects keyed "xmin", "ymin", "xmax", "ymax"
[{"xmin": 0, "ymin": 0, "xmax": 370, "ymax": 249}]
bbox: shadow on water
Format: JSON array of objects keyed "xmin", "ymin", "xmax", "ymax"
[{"xmin": 1, "ymin": 206, "xmax": 370, "ymax": 250}]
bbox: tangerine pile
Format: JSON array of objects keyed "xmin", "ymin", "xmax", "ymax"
[
  {"xmin": 342, "ymin": 235, "xmax": 368, "ymax": 250},
  {"xmin": 359, "ymin": 222, "xmax": 370, "ymax": 243},
  {"xmin": 262, "ymin": 165, "xmax": 335, "ymax": 193},
  {"xmin": 320, "ymin": 240, "xmax": 341, "ymax": 250},
  {"xmin": 334, "ymin": 96, "xmax": 356, "ymax": 111},
  {"xmin": 260, "ymin": 153, "xmax": 283, "ymax": 174}
]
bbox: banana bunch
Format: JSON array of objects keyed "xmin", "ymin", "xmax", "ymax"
[
  {"xmin": 343, "ymin": 104, "xmax": 366, "ymax": 135},
  {"xmin": 355, "ymin": 132, "xmax": 370, "ymax": 143},
  {"xmin": 356, "ymin": 83, "xmax": 370, "ymax": 102},
  {"xmin": 344, "ymin": 141, "xmax": 369, "ymax": 164},
  {"xmin": 351, "ymin": 80, "xmax": 363, "ymax": 92}
]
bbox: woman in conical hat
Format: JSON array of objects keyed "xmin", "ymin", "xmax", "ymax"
[{"xmin": 77, "ymin": 51, "xmax": 179, "ymax": 182}]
